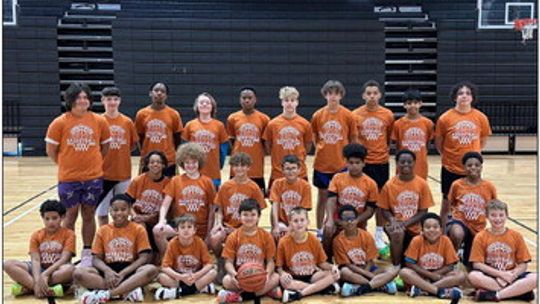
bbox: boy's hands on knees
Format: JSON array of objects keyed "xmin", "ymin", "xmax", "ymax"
[
  {"xmin": 496, "ymin": 277, "xmax": 509, "ymax": 287},
  {"xmin": 104, "ymin": 269, "xmax": 120, "ymax": 289},
  {"xmin": 331, "ymin": 265, "xmax": 340, "ymax": 280},
  {"xmin": 280, "ymin": 272, "xmax": 293, "ymax": 287}
]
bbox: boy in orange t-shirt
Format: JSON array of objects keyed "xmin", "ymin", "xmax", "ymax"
[
  {"xmin": 311, "ymin": 80, "xmax": 358, "ymax": 230},
  {"xmin": 277, "ymin": 207, "xmax": 340, "ymax": 303},
  {"xmin": 4, "ymin": 200, "xmax": 75, "ymax": 298},
  {"xmin": 323, "ymin": 143, "xmax": 378, "ymax": 257},
  {"xmin": 97, "ymin": 87, "xmax": 139, "ymax": 226},
  {"xmin": 446, "ymin": 152, "xmax": 497, "ymax": 267},
  {"xmin": 262, "ymin": 86, "xmax": 313, "ymax": 190},
  {"xmin": 227, "ymin": 87, "xmax": 270, "ymax": 194},
  {"xmin": 182, "ymin": 92, "xmax": 229, "ymax": 188},
  {"xmin": 435, "ymin": 81, "xmax": 491, "ymax": 226},
  {"xmin": 352, "ymin": 80, "xmax": 394, "ymax": 251},
  {"xmin": 154, "ymin": 214, "xmax": 217, "ymax": 300},
  {"xmin": 45, "ymin": 83, "xmax": 111, "ymax": 267},
  {"xmin": 154, "ymin": 143, "xmax": 216, "ymax": 259},
  {"xmin": 391, "ymin": 89, "xmax": 434, "ymax": 180},
  {"xmin": 399, "ymin": 213, "xmax": 465, "ymax": 300},
  {"xmin": 269, "ymin": 154, "xmax": 312, "ymax": 241},
  {"xmin": 335, "ymin": 205, "xmax": 400, "ymax": 297},
  {"xmin": 218, "ymin": 199, "xmax": 281, "ymax": 302},
  {"xmin": 378, "ymin": 150, "xmax": 434, "ymax": 266},
  {"xmin": 74, "ymin": 194, "xmax": 158, "ymax": 303},
  {"xmin": 135, "ymin": 82, "xmax": 183, "ymax": 177},
  {"xmin": 468, "ymin": 200, "xmax": 537, "ymax": 302}
]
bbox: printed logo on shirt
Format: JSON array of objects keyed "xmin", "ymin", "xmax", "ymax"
[
  {"xmin": 347, "ymin": 248, "xmax": 367, "ymax": 266},
  {"xmin": 360, "ymin": 117, "xmax": 384, "ymax": 141},
  {"xmin": 133, "ymin": 189, "xmax": 163, "ymax": 214},
  {"xmin": 39, "ymin": 241, "xmax": 63, "ymax": 265},
  {"xmin": 419, "ymin": 252, "xmax": 444, "ymax": 270},
  {"xmin": 67, "ymin": 124, "xmax": 96, "ymax": 151},
  {"xmin": 394, "ymin": 190, "xmax": 420, "ymax": 219},
  {"xmin": 486, "ymin": 242, "xmax": 514, "ymax": 271},
  {"xmin": 226, "ymin": 193, "xmax": 249, "ymax": 220},
  {"xmin": 106, "ymin": 237, "xmax": 134, "ymax": 263},
  {"xmin": 277, "ymin": 126, "xmax": 301, "ymax": 150},
  {"xmin": 146, "ymin": 119, "xmax": 167, "ymax": 143},
  {"xmin": 193, "ymin": 129, "xmax": 217, "ymax": 153},
  {"xmin": 458, "ymin": 193, "xmax": 486, "ymax": 221},
  {"xmin": 320, "ymin": 120, "xmax": 343, "ymax": 144},
  {"xmin": 280, "ymin": 190, "xmax": 302, "ymax": 215},
  {"xmin": 291, "ymin": 251, "xmax": 316, "ymax": 276},
  {"xmin": 451, "ymin": 120, "xmax": 478, "ymax": 145},
  {"xmin": 338, "ymin": 186, "xmax": 366, "ymax": 210},
  {"xmin": 402, "ymin": 127, "xmax": 426, "ymax": 152},
  {"xmin": 237, "ymin": 123, "xmax": 260, "ymax": 147},
  {"xmin": 109, "ymin": 125, "xmax": 127, "ymax": 150},
  {"xmin": 236, "ymin": 243, "xmax": 263, "ymax": 266},
  {"xmin": 179, "ymin": 185, "xmax": 206, "ymax": 212},
  {"xmin": 175, "ymin": 255, "xmax": 200, "ymax": 273}
]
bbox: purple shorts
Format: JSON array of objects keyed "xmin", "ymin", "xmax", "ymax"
[{"xmin": 58, "ymin": 178, "xmax": 103, "ymax": 208}]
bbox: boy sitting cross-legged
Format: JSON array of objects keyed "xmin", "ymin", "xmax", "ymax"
[{"xmin": 334, "ymin": 205, "xmax": 400, "ymax": 297}]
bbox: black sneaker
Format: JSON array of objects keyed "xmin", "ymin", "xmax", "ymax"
[
  {"xmin": 475, "ymin": 290, "xmax": 498, "ymax": 302},
  {"xmin": 514, "ymin": 291, "xmax": 535, "ymax": 302},
  {"xmin": 282, "ymin": 290, "xmax": 301, "ymax": 303}
]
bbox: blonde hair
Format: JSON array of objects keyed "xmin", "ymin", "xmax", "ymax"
[
  {"xmin": 173, "ymin": 214, "xmax": 197, "ymax": 227},
  {"xmin": 175, "ymin": 142, "xmax": 206, "ymax": 169},
  {"xmin": 486, "ymin": 199, "xmax": 508, "ymax": 215},
  {"xmin": 279, "ymin": 86, "xmax": 299, "ymax": 100},
  {"xmin": 288, "ymin": 207, "xmax": 308, "ymax": 221},
  {"xmin": 193, "ymin": 92, "xmax": 217, "ymax": 118}
]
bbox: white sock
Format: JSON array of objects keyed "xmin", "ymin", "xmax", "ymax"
[{"xmin": 375, "ymin": 226, "xmax": 384, "ymax": 239}]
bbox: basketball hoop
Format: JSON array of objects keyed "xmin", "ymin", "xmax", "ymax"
[{"xmin": 514, "ymin": 18, "xmax": 537, "ymax": 44}]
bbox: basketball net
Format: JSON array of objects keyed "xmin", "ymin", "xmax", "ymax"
[{"xmin": 514, "ymin": 18, "xmax": 537, "ymax": 44}]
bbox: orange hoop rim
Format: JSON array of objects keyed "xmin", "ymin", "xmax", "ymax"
[{"xmin": 514, "ymin": 18, "xmax": 537, "ymax": 31}]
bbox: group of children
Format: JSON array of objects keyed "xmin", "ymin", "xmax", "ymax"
[{"xmin": 3, "ymin": 79, "xmax": 537, "ymax": 303}]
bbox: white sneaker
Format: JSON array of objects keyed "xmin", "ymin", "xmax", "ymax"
[
  {"xmin": 201, "ymin": 283, "xmax": 216, "ymax": 294},
  {"xmin": 154, "ymin": 286, "xmax": 178, "ymax": 300},
  {"xmin": 375, "ymin": 237, "xmax": 387, "ymax": 250},
  {"xmin": 80, "ymin": 290, "xmax": 110, "ymax": 304},
  {"xmin": 79, "ymin": 249, "xmax": 93, "ymax": 268},
  {"xmin": 124, "ymin": 287, "xmax": 144, "ymax": 302}
]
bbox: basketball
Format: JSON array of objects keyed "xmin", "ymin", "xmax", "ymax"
[{"xmin": 236, "ymin": 262, "xmax": 268, "ymax": 293}]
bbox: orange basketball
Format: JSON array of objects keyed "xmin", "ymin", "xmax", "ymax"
[{"xmin": 236, "ymin": 262, "xmax": 267, "ymax": 292}]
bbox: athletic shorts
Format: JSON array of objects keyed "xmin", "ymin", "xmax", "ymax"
[
  {"xmin": 312, "ymin": 168, "xmax": 346, "ymax": 189},
  {"xmin": 58, "ymin": 178, "xmax": 103, "ymax": 208},
  {"xmin": 292, "ymin": 274, "xmax": 313, "ymax": 283},
  {"xmin": 24, "ymin": 261, "xmax": 45, "ymax": 273},
  {"xmin": 446, "ymin": 220, "xmax": 474, "ymax": 266},
  {"xmin": 163, "ymin": 165, "xmax": 177, "ymax": 178},
  {"xmin": 441, "ymin": 166, "xmax": 466, "ymax": 198},
  {"xmin": 96, "ymin": 179, "xmax": 131, "ymax": 217},
  {"xmin": 363, "ymin": 163, "xmax": 390, "ymax": 189},
  {"xmin": 98, "ymin": 262, "xmax": 136, "ymax": 281}
]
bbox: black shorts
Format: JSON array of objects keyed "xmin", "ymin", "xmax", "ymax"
[
  {"xmin": 441, "ymin": 166, "xmax": 465, "ymax": 198},
  {"xmin": 312, "ymin": 169, "xmax": 345, "ymax": 189},
  {"xmin": 98, "ymin": 262, "xmax": 134, "ymax": 280},
  {"xmin": 363, "ymin": 163, "xmax": 389, "ymax": 189},
  {"xmin": 292, "ymin": 274, "xmax": 313, "ymax": 283},
  {"xmin": 163, "ymin": 165, "xmax": 177, "ymax": 178},
  {"xmin": 97, "ymin": 180, "xmax": 121, "ymax": 205},
  {"xmin": 446, "ymin": 220, "xmax": 474, "ymax": 267}
]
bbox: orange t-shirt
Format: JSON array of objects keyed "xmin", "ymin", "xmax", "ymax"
[
  {"xmin": 29, "ymin": 227, "xmax": 76, "ymax": 269},
  {"xmin": 102, "ymin": 113, "xmax": 138, "ymax": 181},
  {"xmin": 377, "ymin": 175, "xmax": 434, "ymax": 235},
  {"xmin": 126, "ymin": 173, "xmax": 170, "ymax": 216},
  {"xmin": 328, "ymin": 173, "xmax": 378, "ymax": 218},
  {"xmin": 182, "ymin": 118, "xmax": 228, "ymax": 180},
  {"xmin": 163, "ymin": 174, "xmax": 216, "ymax": 238},
  {"xmin": 227, "ymin": 110, "xmax": 270, "ymax": 178},
  {"xmin": 135, "ymin": 105, "xmax": 183, "ymax": 165},
  {"xmin": 276, "ymin": 233, "xmax": 327, "ymax": 276},
  {"xmin": 404, "ymin": 235, "xmax": 458, "ymax": 270},
  {"xmin": 214, "ymin": 179, "xmax": 267, "ymax": 228},
  {"xmin": 332, "ymin": 228, "xmax": 378, "ymax": 266},
  {"xmin": 262, "ymin": 114, "xmax": 313, "ymax": 179},
  {"xmin": 435, "ymin": 108, "xmax": 491, "ymax": 175},
  {"xmin": 45, "ymin": 112, "xmax": 111, "ymax": 182},
  {"xmin": 269, "ymin": 177, "xmax": 312, "ymax": 225},
  {"xmin": 391, "ymin": 116, "xmax": 434, "ymax": 179},
  {"xmin": 311, "ymin": 105, "xmax": 358, "ymax": 173},
  {"xmin": 469, "ymin": 229, "xmax": 531, "ymax": 271},
  {"xmin": 352, "ymin": 105, "xmax": 394, "ymax": 164},
  {"xmin": 222, "ymin": 227, "xmax": 276, "ymax": 267},
  {"xmin": 161, "ymin": 236, "xmax": 212, "ymax": 273},
  {"xmin": 448, "ymin": 178, "xmax": 497, "ymax": 235},
  {"xmin": 92, "ymin": 221, "xmax": 151, "ymax": 264}
]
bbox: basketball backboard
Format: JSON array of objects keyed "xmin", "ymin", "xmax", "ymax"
[{"xmin": 478, "ymin": 0, "xmax": 536, "ymax": 29}]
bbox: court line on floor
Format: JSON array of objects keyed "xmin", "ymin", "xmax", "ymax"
[
  {"xmin": 3, "ymin": 192, "xmax": 58, "ymax": 227},
  {"xmin": 3, "ymin": 184, "xmax": 58, "ymax": 216}
]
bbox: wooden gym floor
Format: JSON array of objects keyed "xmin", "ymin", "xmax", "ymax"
[{"xmin": 3, "ymin": 155, "xmax": 538, "ymax": 303}]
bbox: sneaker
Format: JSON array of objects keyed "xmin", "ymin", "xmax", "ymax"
[
  {"xmin": 378, "ymin": 244, "xmax": 391, "ymax": 261},
  {"xmin": 393, "ymin": 276, "xmax": 405, "ymax": 291},
  {"xmin": 514, "ymin": 290, "xmax": 535, "ymax": 302},
  {"xmin": 217, "ymin": 289, "xmax": 242, "ymax": 304},
  {"xmin": 49, "ymin": 284, "xmax": 64, "ymax": 297},
  {"xmin": 201, "ymin": 283, "xmax": 216, "ymax": 295},
  {"xmin": 330, "ymin": 282, "xmax": 340, "ymax": 295},
  {"xmin": 474, "ymin": 289, "xmax": 498, "ymax": 302},
  {"xmin": 79, "ymin": 249, "xmax": 93, "ymax": 268},
  {"xmin": 282, "ymin": 289, "xmax": 301, "ymax": 303},
  {"xmin": 265, "ymin": 286, "xmax": 282, "ymax": 299},
  {"xmin": 154, "ymin": 287, "xmax": 178, "ymax": 300},
  {"xmin": 74, "ymin": 286, "xmax": 89, "ymax": 300},
  {"xmin": 457, "ymin": 248, "xmax": 464, "ymax": 261},
  {"xmin": 375, "ymin": 236, "xmax": 387, "ymax": 250},
  {"xmin": 380, "ymin": 281, "xmax": 397, "ymax": 295},
  {"xmin": 341, "ymin": 283, "xmax": 360, "ymax": 297},
  {"xmin": 409, "ymin": 285, "xmax": 423, "ymax": 298},
  {"xmin": 316, "ymin": 229, "xmax": 323, "ymax": 242},
  {"xmin": 80, "ymin": 290, "xmax": 110, "ymax": 304},
  {"xmin": 124, "ymin": 287, "xmax": 144, "ymax": 302},
  {"xmin": 440, "ymin": 287, "xmax": 462, "ymax": 301},
  {"xmin": 11, "ymin": 283, "xmax": 24, "ymax": 297}
]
